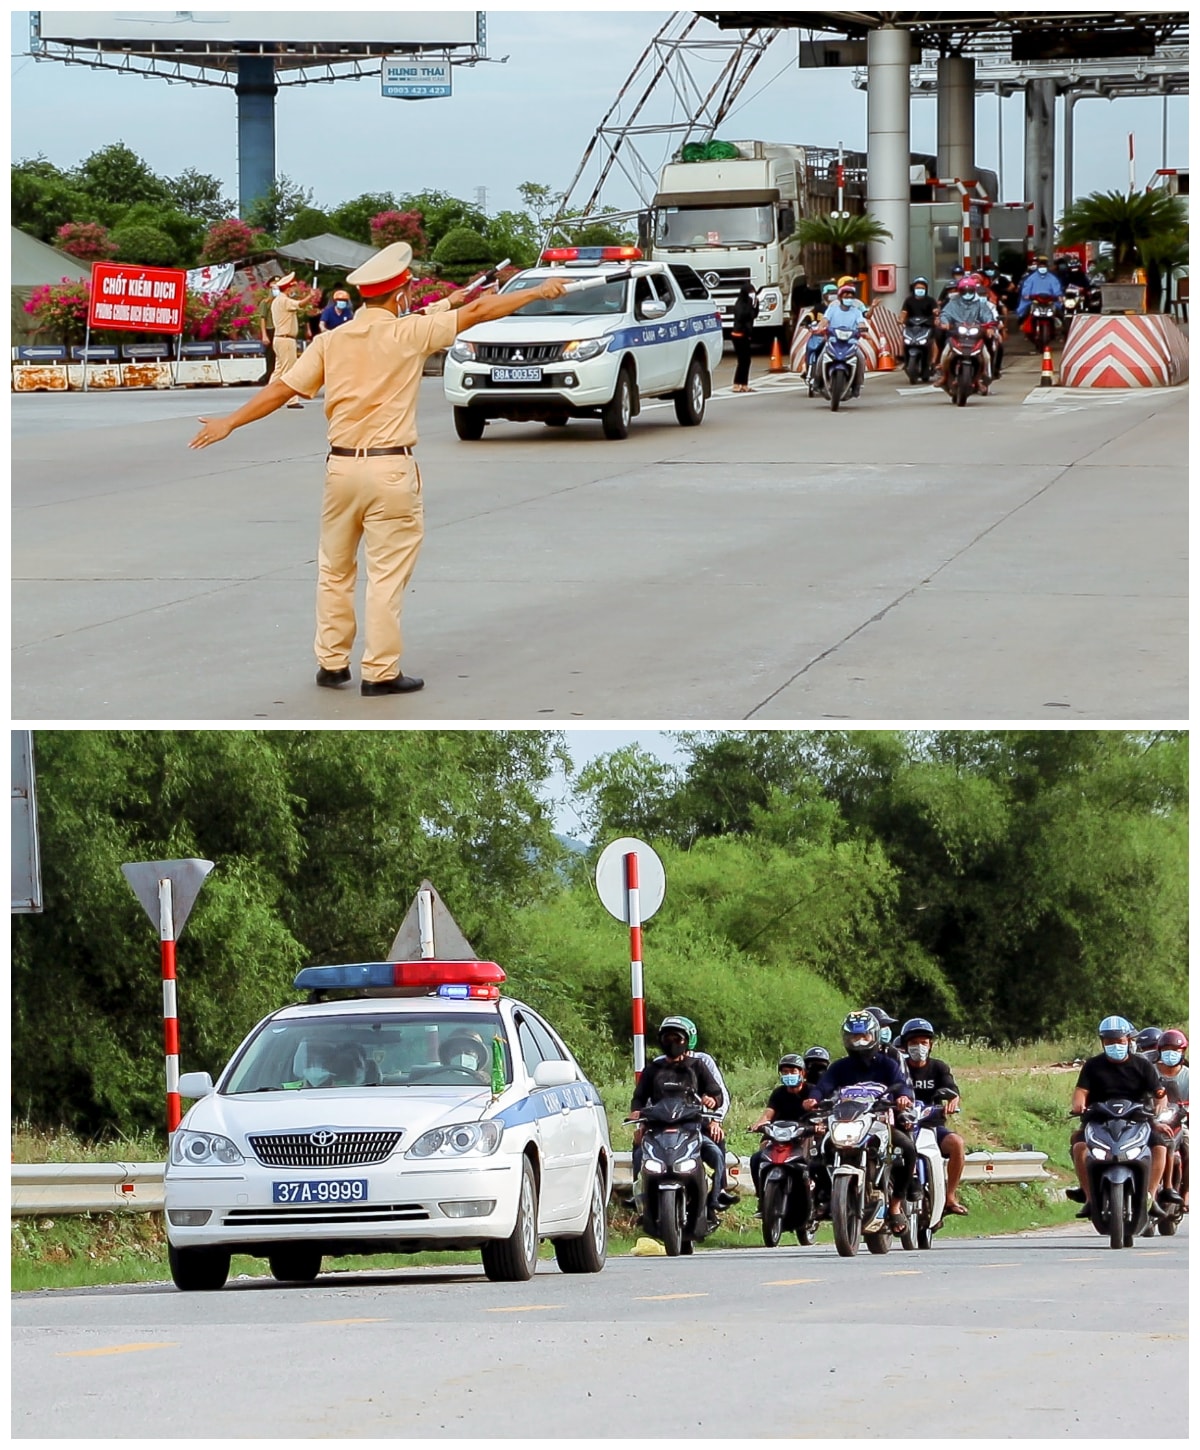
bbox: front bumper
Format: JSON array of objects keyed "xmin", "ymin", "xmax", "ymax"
[
  {"xmin": 445, "ymin": 358, "xmax": 620, "ymax": 415},
  {"xmin": 164, "ymin": 1156, "xmax": 522, "ymax": 1252}
]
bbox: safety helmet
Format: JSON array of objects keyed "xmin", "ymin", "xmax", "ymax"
[
  {"xmin": 821, "ymin": 282, "xmax": 839, "ymax": 295},
  {"xmin": 842, "ymin": 1011, "xmax": 881, "ymax": 1057},
  {"xmin": 803, "ymin": 1046, "xmax": 832, "ymax": 1069},
  {"xmin": 1134, "ymin": 1026, "xmax": 1163, "ymax": 1054},
  {"xmin": 1158, "ymin": 1029, "xmax": 1188, "ymax": 1052},
  {"xmin": 956, "ymin": 276, "xmax": 977, "ymax": 292},
  {"xmin": 675, "ymin": 1015, "xmax": 699, "ymax": 1050},
  {"xmin": 1098, "ymin": 1015, "xmax": 1135, "ymax": 1040},
  {"xmin": 899, "ymin": 1017, "xmax": 935, "ymax": 1045},
  {"xmin": 951, "ymin": 264, "xmax": 965, "ymax": 276},
  {"xmin": 837, "ymin": 274, "xmax": 856, "ymax": 289},
  {"xmin": 837, "ymin": 284, "xmax": 857, "ymax": 298},
  {"xmin": 778, "ymin": 1053, "xmax": 805, "ymax": 1071},
  {"xmin": 658, "ymin": 1016, "xmax": 692, "ymax": 1058},
  {"xmin": 865, "ymin": 1006, "xmax": 898, "ymax": 1028},
  {"xmin": 912, "ymin": 276, "xmax": 929, "ymax": 288}
]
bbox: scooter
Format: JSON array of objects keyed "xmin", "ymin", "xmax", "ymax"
[
  {"xmin": 757, "ymin": 1117, "xmax": 822, "ymax": 1248},
  {"xmin": 1028, "ymin": 296, "xmax": 1059, "ymax": 352},
  {"xmin": 631, "ymin": 1084, "xmax": 720, "ymax": 1257},
  {"xmin": 1061, "ymin": 284, "xmax": 1085, "ymax": 339},
  {"xmin": 818, "ymin": 327, "xmax": 863, "ymax": 412},
  {"xmin": 943, "ymin": 323, "xmax": 990, "ymax": 407},
  {"xmin": 1080, "ymin": 1099, "xmax": 1154, "ymax": 1249},
  {"xmin": 898, "ymin": 1091, "xmax": 954, "ymax": 1251},
  {"xmin": 822, "ymin": 1083, "xmax": 897, "ymax": 1257},
  {"xmin": 902, "ymin": 320, "xmax": 933, "ymax": 384}
]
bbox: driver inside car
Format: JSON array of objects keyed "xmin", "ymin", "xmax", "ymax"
[{"xmin": 438, "ymin": 1032, "xmax": 491, "ymax": 1079}]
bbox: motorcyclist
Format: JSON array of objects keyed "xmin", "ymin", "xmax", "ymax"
[
  {"xmin": 865, "ymin": 1006, "xmax": 907, "ymax": 1071},
  {"xmin": 798, "ymin": 282, "xmax": 839, "ymax": 381},
  {"xmin": 1154, "ymin": 1029, "xmax": 1189, "ymax": 1213},
  {"xmin": 835, "ymin": 275, "xmax": 870, "ymax": 317},
  {"xmin": 803, "ymin": 1046, "xmax": 832, "ymax": 1092},
  {"xmin": 1065, "ymin": 1016, "xmax": 1178, "ymax": 1219},
  {"xmin": 674, "ymin": 1015, "xmax": 735, "ymax": 1206},
  {"xmin": 898, "ymin": 277, "xmax": 937, "ymax": 380},
  {"xmin": 815, "ymin": 284, "xmax": 869, "ymax": 398},
  {"xmin": 803, "ymin": 1010, "xmax": 917, "ymax": 1233},
  {"xmin": 629, "ymin": 1017, "xmax": 726, "ymax": 1222},
  {"xmin": 1133, "ymin": 1026, "xmax": 1163, "ymax": 1062},
  {"xmin": 748, "ymin": 1053, "xmax": 812, "ymax": 1201},
  {"xmin": 897, "ymin": 1018, "xmax": 969, "ymax": 1217},
  {"xmin": 1015, "ymin": 255, "xmax": 1064, "ymax": 327},
  {"xmin": 978, "ymin": 270, "xmax": 1007, "ymax": 377},
  {"xmin": 932, "ymin": 276, "xmax": 997, "ymax": 393}
]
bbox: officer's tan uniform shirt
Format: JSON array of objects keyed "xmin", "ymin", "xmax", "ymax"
[
  {"xmin": 283, "ymin": 308, "xmax": 458, "ymax": 450},
  {"xmin": 270, "ymin": 292, "xmax": 305, "ymax": 338}
]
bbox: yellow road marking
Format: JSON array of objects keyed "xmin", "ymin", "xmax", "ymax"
[
  {"xmin": 634, "ymin": 1292, "xmax": 710, "ymax": 1301},
  {"xmin": 58, "ymin": 1342, "xmax": 178, "ymax": 1358},
  {"xmin": 1136, "ymin": 1251, "xmax": 1170, "ymax": 1257},
  {"xmin": 763, "ymin": 1278, "xmax": 824, "ymax": 1286},
  {"xmin": 304, "ymin": 1318, "xmax": 389, "ymax": 1326},
  {"xmin": 485, "ymin": 1304, "xmax": 562, "ymax": 1313}
]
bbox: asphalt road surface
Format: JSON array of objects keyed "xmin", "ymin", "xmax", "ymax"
[
  {"xmin": 12, "ymin": 352, "xmax": 1186, "ymax": 721},
  {"xmin": 11, "ymin": 1222, "xmax": 1187, "ymax": 1438}
]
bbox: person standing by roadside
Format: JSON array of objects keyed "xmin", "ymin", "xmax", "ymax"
[
  {"xmin": 269, "ymin": 272, "xmax": 308, "ymax": 407},
  {"xmin": 188, "ymin": 242, "xmax": 566, "ymax": 697},
  {"xmin": 319, "ymin": 289, "xmax": 355, "ymax": 333},
  {"xmin": 730, "ymin": 281, "xmax": 758, "ymax": 392}
]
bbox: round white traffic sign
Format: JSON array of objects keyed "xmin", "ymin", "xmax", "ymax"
[{"xmin": 594, "ymin": 837, "xmax": 666, "ymax": 923}]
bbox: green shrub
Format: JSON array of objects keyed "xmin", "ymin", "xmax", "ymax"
[{"xmin": 432, "ymin": 226, "xmax": 494, "ymax": 283}]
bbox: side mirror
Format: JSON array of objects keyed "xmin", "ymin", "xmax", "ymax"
[
  {"xmin": 640, "ymin": 298, "xmax": 668, "ymax": 320},
  {"xmin": 532, "ymin": 1060, "xmax": 577, "ymax": 1089},
  {"xmin": 178, "ymin": 1071, "xmax": 214, "ymax": 1099}
]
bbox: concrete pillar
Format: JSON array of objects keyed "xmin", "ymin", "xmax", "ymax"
[
  {"xmin": 236, "ymin": 56, "xmax": 277, "ymax": 218},
  {"xmin": 937, "ymin": 55, "xmax": 976, "ymax": 189},
  {"xmin": 1023, "ymin": 77, "xmax": 1056, "ymax": 257},
  {"xmin": 1062, "ymin": 91, "xmax": 1077, "ymax": 213},
  {"xmin": 866, "ymin": 25, "xmax": 911, "ymax": 303}
]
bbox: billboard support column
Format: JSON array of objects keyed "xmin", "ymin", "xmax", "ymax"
[
  {"xmin": 237, "ymin": 56, "xmax": 277, "ymax": 219},
  {"xmin": 1024, "ymin": 78, "xmax": 1057, "ymax": 257},
  {"xmin": 866, "ymin": 24, "xmax": 911, "ymax": 305}
]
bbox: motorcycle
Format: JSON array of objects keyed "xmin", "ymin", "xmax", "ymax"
[
  {"xmin": 902, "ymin": 320, "xmax": 933, "ymax": 384},
  {"xmin": 1080, "ymin": 1099, "xmax": 1154, "ymax": 1249},
  {"xmin": 757, "ymin": 1117, "xmax": 823, "ymax": 1248},
  {"xmin": 631, "ymin": 1084, "xmax": 721, "ymax": 1257},
  {"xmin": 1149, "ymin": 1100, "xmax": 1188, "ymax": 1237},
  {"xmin": 943, "ymin": 323, "xmax": 990, "ymax": 407},
  {"xmin": 818, "ymin": 326, "xmax": 863, "ymax": 412},
  {"xmin": 1028, "ymin": 295, "xmax": 1059, "ymax": 352},
  {"xmin": 822, "ymin": 1083, "xmax": 898, "ymax": 1257},
  {"xmin": 1061, "ymin": 284, "xmax": 1085, "ymax": 338},
  {"xmin": 898, "ymin": 1090, "xmax": 954, "ymax": 1251}
]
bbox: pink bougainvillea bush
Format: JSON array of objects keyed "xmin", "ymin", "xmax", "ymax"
[
  {"xmin": 370, "ymin": 209, "xmax": 428, "ymax": 256},
  {"xmin": 55, "ymin": 221, "xmax": 118, "ymax": 262},
  {"xmin": 24, "ymin": 279, "xmax": 93, "ymax": 343},
  {"xmin": 200, "ymin": 218, "xmax": 267, "ymax": 265}
]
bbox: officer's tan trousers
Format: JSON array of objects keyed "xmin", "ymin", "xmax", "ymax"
[
  {"xmin": 314, "ymin": 454, "xmax": 424, "ymax": 682},
  {"xmin": 270, "ymin": 335, "xmax": 298, "ymax": 383}
]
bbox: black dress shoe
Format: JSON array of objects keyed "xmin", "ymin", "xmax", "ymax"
[
  {"xmin": 315, "ymin": 666, "xmax": 351, "ymax": 689},
  {"xmin": 1064, "ymin": 1187, "xmax": 1086, "ymax": 1203},
  {"xmin": 361, "ymin": 674, "xmax": 424, "ymax": 696}
]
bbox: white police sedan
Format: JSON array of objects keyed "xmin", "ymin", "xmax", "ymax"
[
  {"xmin": 443, "ymin": 247, "xmax": 723, "ymax": 440},
  {"xmin": 165, "ymin": 960, "xmax": 612, "ymax": 1290}
]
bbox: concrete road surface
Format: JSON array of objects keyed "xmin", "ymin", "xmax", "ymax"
[
  {"xmin": 11, "ymin": 1223, "xmax": 1187, "ymax": 1438},
  {"xmin": 11, "ymin": 353, "xmax": 1186, "ymax": 721}
]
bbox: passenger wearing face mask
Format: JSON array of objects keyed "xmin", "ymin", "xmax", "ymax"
[
  {"xmin": 1154, "ymin": 1030, "xmax": 1189, "ymax": 1213},
  {"xmin": 318, "ymin": 289, "xmax": 355, "ymax": 332},
  {"xmin": 748, "ymin": 1054, "xmax": 813, "ymax": 1200},
  {"xmin": 1066, "ymin": 1016, "xmax": 1178, "ymax": 1218},
  {"xmin": 1015, "ymin": 255, "xmax": 1064, "ymax": 321},
  {"xmin": 898, "ymin": 1019, "xmax": 968, "ymax": 1216},
  {"xmin": 865, "ymin": 1006, "xmax": 908, "ymax": 1072}
]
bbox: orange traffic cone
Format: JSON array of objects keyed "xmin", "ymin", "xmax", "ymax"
[
  {"xmin": 877, "ymin": 340, "xmax": 896, "ymax": 372},
  {"xmin": 769, "ymin": 336, "xmax": 785, "ymax": 372},
  {"xmin": 1039, "ymin": 345, "xmax": 1055, "ymax": 387}
]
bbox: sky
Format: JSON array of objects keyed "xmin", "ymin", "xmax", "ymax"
[
  {"xmin": 10, "ymin": 9, "xmax": 1189, "ymax": 221},
  {"xmin": 544, "ymin": 728, "xmax": 683, "ymax": 840}
]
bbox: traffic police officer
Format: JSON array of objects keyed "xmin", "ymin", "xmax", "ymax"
[
  {"xmin": 189, "ymin": 241, "xmax": 565, "ymax": 695},
  {"xmin": 268, "ymin": 272, "xmax": 307, "ymax": 406}
]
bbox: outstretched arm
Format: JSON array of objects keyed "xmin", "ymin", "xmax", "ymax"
[{"xmin": 189, "ymin": 379, "xmax": 300, "ymax": 449}]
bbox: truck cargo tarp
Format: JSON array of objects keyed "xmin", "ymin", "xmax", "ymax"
[
  {"xmin": 273, "ymin": 233, "xmax": 379, "ymax": 270},
  {"xmin": 654, "ymin": 189, "xmax": 782, "ymax": 208}
]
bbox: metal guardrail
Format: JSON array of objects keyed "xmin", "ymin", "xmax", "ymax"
[{"xmin": 11, "ymin": 1151, "xmax": 1052, "ymax": 1217}]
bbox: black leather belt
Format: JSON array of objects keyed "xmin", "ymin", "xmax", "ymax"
[{"xmin": 328, "ymin": 445, "xmax": 413, "ymax": 457}]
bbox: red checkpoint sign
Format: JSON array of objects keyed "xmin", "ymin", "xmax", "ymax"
[{"xmin": 88, "ymin": 262, "xmax": 187, "ymax": 334}]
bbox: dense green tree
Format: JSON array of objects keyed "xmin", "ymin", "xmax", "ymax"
[
  {"xmin": 110, "ymin": 223, "xmax": 178, "ymax": 267},
  {"xmin": 432, "ymin": 225, "xmax": 495, "ymax": 282},
  {"xmin": 76, "ymin": 142, "xmax": 172, "ymax": 210},
  {"xmin": 397, "ymin": 190, "xmax": 488, "ymax": 253},
  {"xmin": 279, "ymin": 206, "xmax": 333, "ymax": 246},
  {"xmin": 483, "ymin": 209, "xmax": 540, "ymax": 268},
  {"xmin": 12, "ymin": 157, "xmax": 99, "ymax": 242},
  {"xmin": 168, "ymin": 167, "xmax": 233, "ymax": 223},
  {"xmin": 243, "ymin": 174, "xmax": 313, "ymax": 237},
  {"xmin": 327, "ymin": 191, "xmax": 400, "ymax": 245}
]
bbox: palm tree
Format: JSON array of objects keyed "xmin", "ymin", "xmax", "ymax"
[
  {"xmin": 792, "ymin": 212, "xmax": 892, "ymax": 280},
  {"xmin": 1057, "ymin": 189, "xmax": 1188, "ymax": 284}
]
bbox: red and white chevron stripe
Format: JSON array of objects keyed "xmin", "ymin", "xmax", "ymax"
[
  {"xmin": 862, "ymin": 303, "xmax": 904, "ymax": 370},
  {"xmin": 1060, "ymin": 315, "xmax": 1189, "ymax": 388}
]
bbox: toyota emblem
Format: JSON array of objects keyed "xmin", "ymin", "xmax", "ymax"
[
  {"xmin": 310, "ymin": 1129, "xmax": 338, "ymax": 1147},
  {"xmin": 702, "ymin": 271, "xmax": 722, "ymax": 291}
]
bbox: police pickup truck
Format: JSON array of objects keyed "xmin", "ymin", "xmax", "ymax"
[{"xmin": 443, "ymin": 247, "xmax": 724, "ymax": 440}]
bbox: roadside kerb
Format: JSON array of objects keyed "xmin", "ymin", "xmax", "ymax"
[{"xmin": 11, "ymin": 1151, "xmax": 1053, "ymax": 1217}]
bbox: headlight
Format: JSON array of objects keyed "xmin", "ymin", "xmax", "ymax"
[
  {"xmin": 643, "ymin": 1161, "xmax": 664, "ymax": 1174},
  {"xmin": 1089, "ymin": 1145, "xmax": 1109, "ymax": 1160},
  {"xmin": 171, "ymin": 1130, "xmax": 244, "ymax": 1167},
  {"xmin": 675, "ymin": 1159, "xmax": 699, "ymax": 1173},
  {"xmin": 406, "ymin": 1120, "xmax": 502, "ymax": 1159},
  {"xmin": 831, "ymin": 1121, "xmax": 864, "ymax": 1148},
  {"xmin": 562, "ymin": 337, "xmax": 610, "ymax": 362},
  {"xmin": 449, "ymin": 341, "xmax": 476, "ymax": 362}
]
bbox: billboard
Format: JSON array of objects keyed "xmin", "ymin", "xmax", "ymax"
[
  {"xmin": 36, "ymin": 12, "xmax": 482, "ymax": 49},
  {"xmin": 382, "ymin": 56, "xmax": 452, "ymax": 100},
  {"xmin": 88, "ymin": 264, "xmax": 187, "ymax": 334}
]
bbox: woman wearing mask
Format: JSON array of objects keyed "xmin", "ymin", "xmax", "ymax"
[
  {"xmin": 748, "ymin": 1054, "xmax": 811, "ymax": 1202},
  {"xmin": 730, "ymin": 281, "xmax": 758, "ymax": 392}
]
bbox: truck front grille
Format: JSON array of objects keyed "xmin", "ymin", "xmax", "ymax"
[{"xmin": 474, "ymin": 343, "xmax": 565, "ymax": 364}]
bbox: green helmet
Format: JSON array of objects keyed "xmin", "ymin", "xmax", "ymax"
[
  {"xmin": 657, "ymin": 1016, "xmax": 692, "ymax": 1060},
  {"xmin": 675, "ymin": 1015, "xmax": 699, "ymax": 1050}
]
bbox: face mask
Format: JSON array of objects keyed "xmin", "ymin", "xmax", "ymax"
[
  {"xmin": 1037, "ymin": 267, "xmax": 1048, "ymax": 275},
  {"xmin": 452, "ymin": 1053, "xmax": 477, "ymax": 1069},
  {"xmin": 1160, "ymin": 1049, "xmax": 1183, "ymax": 1067},
  {"xmin": 914, "ymin": 288, "xmax": 926, "ymax": 297},
  {"xmin": 780, "ymin": 1072, "xmax": 801, "ymax": 1087},
  {"xmin": 878, "ymin": 1026, "xmax": 892, "ymax": 1045},
  {"xmin": 962, "ymin": 290, "xmax": 978, "ymax": 300},
  {"xmin": 271, "ymin": 287, "xmax": 281, "ymax": 296},
  {"xmin": 335, "ymin": 301, "xmax": 349, "ymax": 312},
  {"xmin": 908, "ymin": 1044, "xmax": 931, "ymax": 1063},
  {"xmin": 1103, "ymin": 1042, "xmax": 1129, "ymax": 1062},
  {"xmin": 301, "ymin": 1066, "xmax": 333, "ymax": 1088}
]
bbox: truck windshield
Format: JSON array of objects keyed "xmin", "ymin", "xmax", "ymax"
[
  {"xmin": 499, "ymin": 276, "xmax": 628, "ymax": 316},
  {"xmin": 655, "ymin": 205, "xmax": 775, "ymax": 249},
  {"xmin": 222, "ymin": 1011, "xmax": 512, "ymax": 1092}
]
